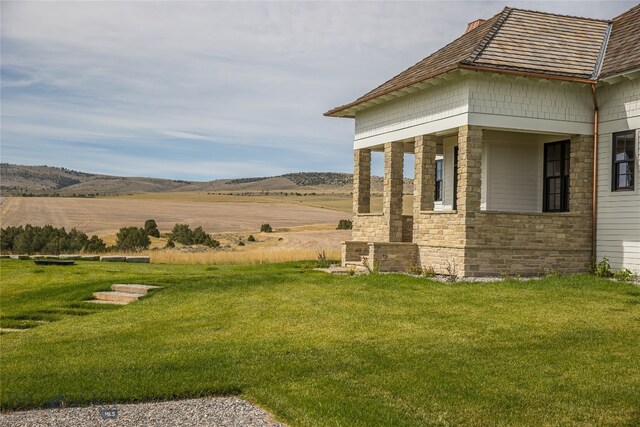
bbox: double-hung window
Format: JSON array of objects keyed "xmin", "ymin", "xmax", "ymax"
[
  {"xmin": 612, "ymin": 131, "xmax": 636, "ymax": 191},
  {"xmin": 543, "ymin": 140, "xmax": 570, "ymax": 212},
  {"xmin": 434, "ymin": 159, "xmax": 443, "ymax": 202}
]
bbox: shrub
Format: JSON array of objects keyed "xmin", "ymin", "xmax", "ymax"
[
  {"xmin": 170, "ymin": 224, "xmax": 193, "ymax": 245},
  {"xmin": 614, "ymin": 268, "xmax": 638, "ymax": 283},
  {"xmin": 192, "ymin": 226, "xmax": 220, "ymax": 248},
  {"xmin": 144, "ymin": 219, "xmax": 160, "ymax": 238},
  {"xmin": 0, "ymin": 225, "xmax": 107, "ymax": 254},
  {"xmin": 85, "ymin": 235, "xmax": 107, "ymax": 253},
  {"xmin": 592, "ymin": 256, "xmax": 613, "ymax": 278},
  {"xmin": 170, "ymin": 224, "xmax": 219, "ymax": 248},
  {"xmin": 247, "ymin": 235, "xmax": 256, "ymax": 242},
  {"xmin": 260, "ymin": 224, "xmax": 273, "ymax": 233},
  {"xmin": 238, "ymin": 241, "xmax": 245, "ymax": 246},
  {"xmin": 165, "ymin": 239, "xmax": 175, "ymax": 248},
  {"xmin": 115, "ymin": 227, "xmax": 150, "ymax": 251},
  {"xmin": 336, "ymin": 219, "xmax": 353, "ymax": 230}
]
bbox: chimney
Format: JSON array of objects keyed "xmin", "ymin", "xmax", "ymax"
[{"xmin": 464, "ymin": 19, "xmax": 486, "ymax": 34}]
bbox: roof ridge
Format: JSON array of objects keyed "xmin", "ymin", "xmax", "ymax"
[
  {"xmin": 507, "ymin": 7, "xmax": 611, "ymax": 23},
  {"xmin": 464, "ymin": 7, "xmax": 512, "ymax": 65}
]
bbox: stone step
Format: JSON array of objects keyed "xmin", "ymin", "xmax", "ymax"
[
  {"xmin": 126, "ymin": 256, "xmax": 150, "ymax": 263},
  {"xmin": 344, "ymin": 261, "xmax": 365, "ymax": 267},
  {"xmin": 111, "ymin": 284, "xmax": 160, "ymax": 295},
  {"xmin": 92, "ymin": 291, "xmax": 141, "ymax": 304},
  {"xmin": 100, "ymin": 256, "xmax": 127, "ymax": 262},
  {"xmin": 86, "ymin": 299, "xmax": 129, "ymax": 305}
]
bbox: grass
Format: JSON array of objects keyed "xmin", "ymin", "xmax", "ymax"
[
  {"xmin": 1, "ymin": 260, "xmax": 639, "ymax": 426},
  {"xmin": 150, "ymin": 248, "xmax": 341, "ymax": 265}
]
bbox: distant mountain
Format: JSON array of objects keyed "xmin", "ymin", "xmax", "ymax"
[{"xmin": 0, "ymin": 164, "xmax": 392, "ymax": 196}]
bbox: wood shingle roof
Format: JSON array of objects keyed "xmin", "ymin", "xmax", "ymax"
[
  {"xmin": 326, "ymin": 5, "xmax": 639, "ymax": 118},
  {"xmin": 600, "ymin": 4, "xmax": 640, "ymax": 78}
]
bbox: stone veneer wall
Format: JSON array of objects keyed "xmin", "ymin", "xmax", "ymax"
[
  {"xmin": 347, "ymin": 127, "xmax": 594, "ymax": 277},
  {"xmin": 413, "ymin": 130, "xmax": 593, "ymax": 277},
  {"xmin": 342, "ymin": 241, "xmax": 369, "ymax": 263},
  {"xmin": 402, "ymin": 216, "xmax": 413, "ymax": 242},
  {"xmin": 368, "ymin": 243, "xmax": 418, "ymax": 272},
  {"xmin": 464, "ymin": 212, "xmax": 591, "ymax": 276},
  {"xmin": 352, "ymin": 214, "xmax": 387, "ymax": 242},
  {"xmin": 414, "ymin": 211, "xmax": 466, "ymax": 275}
]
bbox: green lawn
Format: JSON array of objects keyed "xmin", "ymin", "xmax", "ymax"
[{"xmin": 1, "ymin": 260, "xmax": 639, "ymax": 426}]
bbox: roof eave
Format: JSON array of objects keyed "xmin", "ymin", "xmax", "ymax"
[
  {"xmin": 598, "ymin": 67, "xmax": 640, "ymax": 83},
  {"xmin": 324, "ymin": 64, "xmax": 597, "ymax": 118}
]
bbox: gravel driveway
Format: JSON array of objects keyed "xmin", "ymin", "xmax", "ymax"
[{"xmin": 0, "ymin": 397, "xmax": 284, "ymax": 427}]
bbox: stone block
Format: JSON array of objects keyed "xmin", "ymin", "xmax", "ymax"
[
  {"xmin": 126, "ymin": 256, "xmax": 150, "ymax": 263},
  {"xmin": 100, "ymin": 256, "xmax": 127, "ymax": 262}
]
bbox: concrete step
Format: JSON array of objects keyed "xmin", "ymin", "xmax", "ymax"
[
  {"xmin": 111, "ymin": 284, "xmax": 160, "ymax": 294},
  {"xmin": 92, "ymin": 291, "xmax": 141, "ymax": 304}
]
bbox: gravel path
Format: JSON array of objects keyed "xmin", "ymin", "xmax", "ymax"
[{"xmin": 0, "ymin": 397, "xmax": 284, "ymax": 427}]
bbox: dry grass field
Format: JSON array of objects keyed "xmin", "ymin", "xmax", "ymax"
[
  {"xmin": 109, "ymin": 191, "xmax": 415, "ymax": 213},
  {"xmin": 0, "ymin": 196, "xmax": 351, "ymax": 262},
  {"xmin": 0, "ymin": 196, "xmax": 349, "ymax": 236}
]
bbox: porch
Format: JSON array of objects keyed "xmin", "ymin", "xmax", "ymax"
[{"xmin": 344, "ymin": 125, "xmax": 594, "ymax": 276}]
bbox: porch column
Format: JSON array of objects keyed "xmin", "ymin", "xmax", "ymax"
[
  {"xmin": 383, "ymin": 141, "xmax": 404, "ymax": 242},
  {"xmin": 569, "ymin": 135, "xmax": 594, "ymax": 215},
  {"xmin": 457, "ymin": 125, "xmax": 483, "ymax": 214},
  {"xmin": 353, "ymin": 148, "xmax": 371, "ymax": 214},
  {"xmin": 414, "ymin": 134, "xmax": 440, "ymax": 216}
]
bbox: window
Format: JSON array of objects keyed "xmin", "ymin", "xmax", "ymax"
[
  {"xmin": 543, "ymin": 140, "xmax": 570, "ymax": 212},
  {"xmin": 453, "ymin": 146, "xmax": 458, "ymax": 210},
  {"xmin": 434, "ymin": 159, "xmax": 443, "ymax": 202},
  {"xmin": 612, "ymin": 131, "xmax": 635, "ymax": 191}
]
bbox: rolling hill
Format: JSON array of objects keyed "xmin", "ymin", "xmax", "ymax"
[{"xmin": 0, "ymin": 164, "xmax": 396, "ymax": 196}]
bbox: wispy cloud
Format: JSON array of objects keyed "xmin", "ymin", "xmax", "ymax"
[{"xmin": 1, "ymin": 1, "xmax": 634, "ymax": 180}]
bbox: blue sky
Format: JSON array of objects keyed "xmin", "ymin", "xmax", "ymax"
[{"xmin": 1, "ymin": 1, "xmax": 635, "ymax": 181}]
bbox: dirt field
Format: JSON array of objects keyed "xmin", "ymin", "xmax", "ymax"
[
  {"xmin": 0, "ymin": 197, "xmax": 350, "ymax": 236},
  {"xmin": 107, "ymin": 192, "xmax": 414, "ymax": 214}
]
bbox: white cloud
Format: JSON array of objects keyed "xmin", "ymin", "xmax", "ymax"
[{"xmin": 1, "ymin": 1, "xmax": 635, "ymax": 179}]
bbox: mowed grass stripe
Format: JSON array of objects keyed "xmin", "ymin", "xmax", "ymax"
[{"xmin": 1, "ymin": 260, "xmax": 639, "ymax": 426}]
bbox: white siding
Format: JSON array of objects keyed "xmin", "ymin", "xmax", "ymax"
[
  {"xmin": 468, "ymin": 74, "xmax": 593, "ymax": 124},
  {"xmin": 353, "ymin": 72, "xmax": 594, "ymax": 149},
  {"xmin": 596, "ymin": 79, "xmax": 640, "ymax": 273},
  {"xmin": 440, "ymin": 136, "xmax": 457, "ymax": 211},
  {"xmin": 482, "ymin": 131, "xmax": 543, "ymax": 213},
  {"xmin": 354, "ymin": 78, "xmax": 470, "ymax": 147}
]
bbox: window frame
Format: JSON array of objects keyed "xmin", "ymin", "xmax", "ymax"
[
  {"xmin": 543, "ymin": 140, "xmax": 571, "ymax": 213},
  {"xmin": 611, "ymin": 130, "xmax": 636, "ymax": 192},
  {"xmin": 434, "ymin": 159, "xmax": 443, "ymax": 202},
  {"xmin": 453, "ymin": 146, "xmax": 458, "ymax": 210}
]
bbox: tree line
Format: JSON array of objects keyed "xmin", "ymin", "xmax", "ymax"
[{"xmin": 0, "ymin": 220, "xmax": 220, "ymax": 254}]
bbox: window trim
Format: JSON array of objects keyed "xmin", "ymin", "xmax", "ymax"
[
  {"xmin": 611, "ymin": 130, "xmax": 636, "ymax": 192},
  {"xmin": 543, "ymin": 140, "xmax": 570, "ymax": 213}
]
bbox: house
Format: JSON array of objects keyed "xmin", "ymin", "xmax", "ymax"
[{"xmin": 325, "ymin": 5, "xmax": 640, "ymax": 277}]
